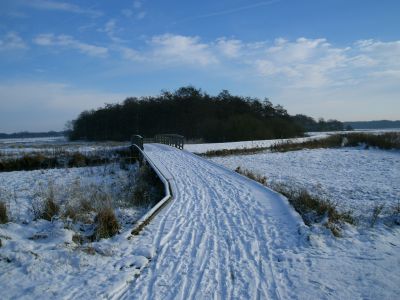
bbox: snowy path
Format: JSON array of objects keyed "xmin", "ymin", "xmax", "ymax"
[{"xmin": 120, "ymin": 144, "xmax": 307, "ymax": 299}]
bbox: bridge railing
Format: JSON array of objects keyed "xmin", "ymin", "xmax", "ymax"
[
  {"xmin": 129, "ymin": 143, "xmax": 173, "ymax": 236},
  {"xmin": 131, "ymin": 134, "xmax": 144, "ymax": 150},
  {"xmin": 154, "ymin": 134, "xmax": 184, "ymax": 149}
]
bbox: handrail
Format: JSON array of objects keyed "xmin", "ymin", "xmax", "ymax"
[
  {"xmin": 154, "ymin": 134, "xmax": 184, "ymax": 149},
  {"xmin": 129, "ymin": 144, "xmax": 174, "ymax": 236},
  {"xmin": 131, "ymin": 135, "xmax": 144, "ymax": 150}
]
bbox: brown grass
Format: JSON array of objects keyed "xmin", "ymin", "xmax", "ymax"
[
  {"xmin": 41, "ymin": 198, "xmax": 60, "ymax": 221},
  {"xmin": 39, "ymin": 185, "xmax": 60, "ymax": 221},
  {"xmin": 270, "ymin": 132, "xmax": 400, "ymax": 153},
  {"xmin": 0, "ymin": 202, "xmax": 8, "ymax": 224},
  {"xmin": 235, "ymin": 166, "xmax": 267, "ymax": 185},
  {"xmin": 271, "ymin": 184, "xmax": 354, "ymax": 236},
  {"xmin": 200, "ymin": 132, "xmax": 400, "ymax": 157},
  {"xmin": 0, "ymin": 147, "xmax": 138, "ymax": 172},
  {"xmin": 202, "ymin": 147, "xmax": 269, "ymax": 157},
  {"xmin": 234, "ymin": 166, "xmax": 354, "ymax": 236},
  {"xmin": 94, "ymin": 207, "xmax": 120, "ymax": 240}
]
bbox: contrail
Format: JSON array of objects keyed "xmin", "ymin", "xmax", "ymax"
[{"xmin": 175, "ymin": 0, "xmax": 281, "ymax": 23}]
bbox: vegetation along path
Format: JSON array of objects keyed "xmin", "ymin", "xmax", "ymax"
[{"xmin": 119, "ymin": 144, "xmax": 319, "ymax": 299}]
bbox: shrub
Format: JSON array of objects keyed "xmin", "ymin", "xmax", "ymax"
[
  {"xmin": 94, "ymin": 207, "xmax": 120, "ymax": 240},
  {"xmin": 0, "ymin": 202, "xmax": 8, "ymax": 224}
]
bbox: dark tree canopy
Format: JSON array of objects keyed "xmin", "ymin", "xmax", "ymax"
[
  {"xmin": 292, "ymin": 115, "xmax": 345, "ymax": 132},
  {"xmin": 68, "ymin": 86, "xmax": 342, "ymax": 142}
]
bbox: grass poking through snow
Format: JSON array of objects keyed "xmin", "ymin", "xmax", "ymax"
[
  {"xmin": 270, "ymin": 132, "xmax": 400, "ymax": 152},
  {"xmin": 0, "ymin": 201, "xmax": 8, "ymax": 224},
  {"xmin": 94, "ymin": 206, "xmax": 120, "ymax": 240},
  {"xmin": 234, "ymin": 166, "xmax": 354, "ymax": 236}
]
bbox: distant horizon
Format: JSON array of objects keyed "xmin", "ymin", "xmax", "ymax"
[{"xmin": 1, "ymin": 119, "xmax": 400, "ymax": 135}]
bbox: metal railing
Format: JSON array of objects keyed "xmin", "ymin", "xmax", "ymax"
[
  {"xmin": 131, "ymin": 134, "xmax": 144, "ymax": 150},
  {"xmin": 129, "ymin": 144, "xmax": 174, "ymax": 236},
  {"xmin": 131, "ymin": 133, "xmax": 185, "ymax": 150},
  {"xmin": 154, "ymin": 134, "xmax": 184, "ymax": 149}
]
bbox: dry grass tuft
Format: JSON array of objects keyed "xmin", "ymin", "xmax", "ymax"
[
  {"xmin": 41, "ymin": 198, "xmax": 60, "ymax": 221},
  {"xmin": 235, "ymin": 166, "xmax": 267, "ymax": 185},
  {"xmin": 234, "ymin": 165, "xmax": 354, "ymax": 236},
  {"xmin": 0, "ymin": 202, "xmax": 8, "ymax": 224},
  {"xmin": 370, "ymin": 204, "xmax": 385, "ymax": 227},
  {"xmin": 94, "ymin": 207, "xmax": 120, "ymax": 240},
  {"xmin": 72, "ymin": 233, "xmax": 83, "ymax": 245},
  {"xmin": 40, "ymin": 185, "xmax": 60, "ymax": 221},
  {"xmin": 271, "ymin": 184, "xmax": 354, "ymax": 236}
]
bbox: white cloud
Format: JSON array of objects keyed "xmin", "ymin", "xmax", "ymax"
[
  {"xmin": 149, "ymin": 34, "xmax": 218, "ymax": 66},
  {"xmin": 355, "ymin": 39, "xmax": 400, "ymax": 69},
  {"xmin": 33, "ymin": 34, "xmax": 108, "ymax": 57},
  {"xmin": 99, "ymin": 19, "xmax": 125, "ymax": 43},
  {"xmin": 117, "ymin": 46, "xmax": 144, "ymax": 62},
  {"xmin": 216, "ymin": 38, "xmax": 242, "ymax": 58},
  {"xmin": 20, "ymin": 0, "xmax": 102, "ymax": 17},
  {"xmin": 121, "ymin": 0, "xmax": 146, "ymax": 20},
  {"xmin": 0, "ymin": 32, "xmax": 27, "ymax": 50},
  {"xmin": 109, "ymin": 35, "xmax": 400, "ymax": 90}
]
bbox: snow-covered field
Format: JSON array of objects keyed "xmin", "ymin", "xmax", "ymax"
[
  {"xmin": 1, "ymin": 134, "xmax": 400, "ymax": 299},
  {"xmin": 184, "ymin": 134, "xmax": 328, "ymax": 153},
  {"xmin": 0, "ymin": 162, "xmax": 162, "ymax": 298},
  {"xmin": 186, "ymin": 129, "xmax": 400, "ymax": 154},
  {"xmin": 0, "ymin": 164, "xmax": 142, "ymax": 223},
  {"xmin": 210, "ymin": 147, "xmax": 400, "ymax": 224},
  {"xmin": 0, "ymin": 137, "xmax": 129, "ymax": 159}
]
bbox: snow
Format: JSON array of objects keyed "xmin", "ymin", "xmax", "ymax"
[
  {"xmin": 185, "ymin": 129, "xmax": 400, "ymax": 154},
  {"xmin": 1, "ymin": 142, "xmax": 400, "ymax": 299},
  {"xmin": 210, "ymin": 147, "xmax": 400, "ymax": 222},
  {"xmin": 124, "ymin": 145, "xmax": 399, "ymax": 299},
  {"xmin": 185, "ymin": 134, "xmax": 328, "ymax": 154},
  {"xmin": 0, "ymin": 138, "xmax": 129, "ymax": 159},
  {"xmin": 0, "ymin": 164, "xmax": 140, "ymax": 223},
  {"xmin": 0, "ymin": 136, "xmax": 66, "ymax": 144},
  {"xmin": 0, "ymin": 163, "xmax": 157, "ymax": 299}
]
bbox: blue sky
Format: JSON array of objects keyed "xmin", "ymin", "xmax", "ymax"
[{"xmin": 0, "ymin": 0, "xmax": 399, "ymax": 132}]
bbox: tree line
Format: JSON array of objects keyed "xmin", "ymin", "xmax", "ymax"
[{"xmin": 67, "ymin": 86, "xmax": 345, "ymax": 142}]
